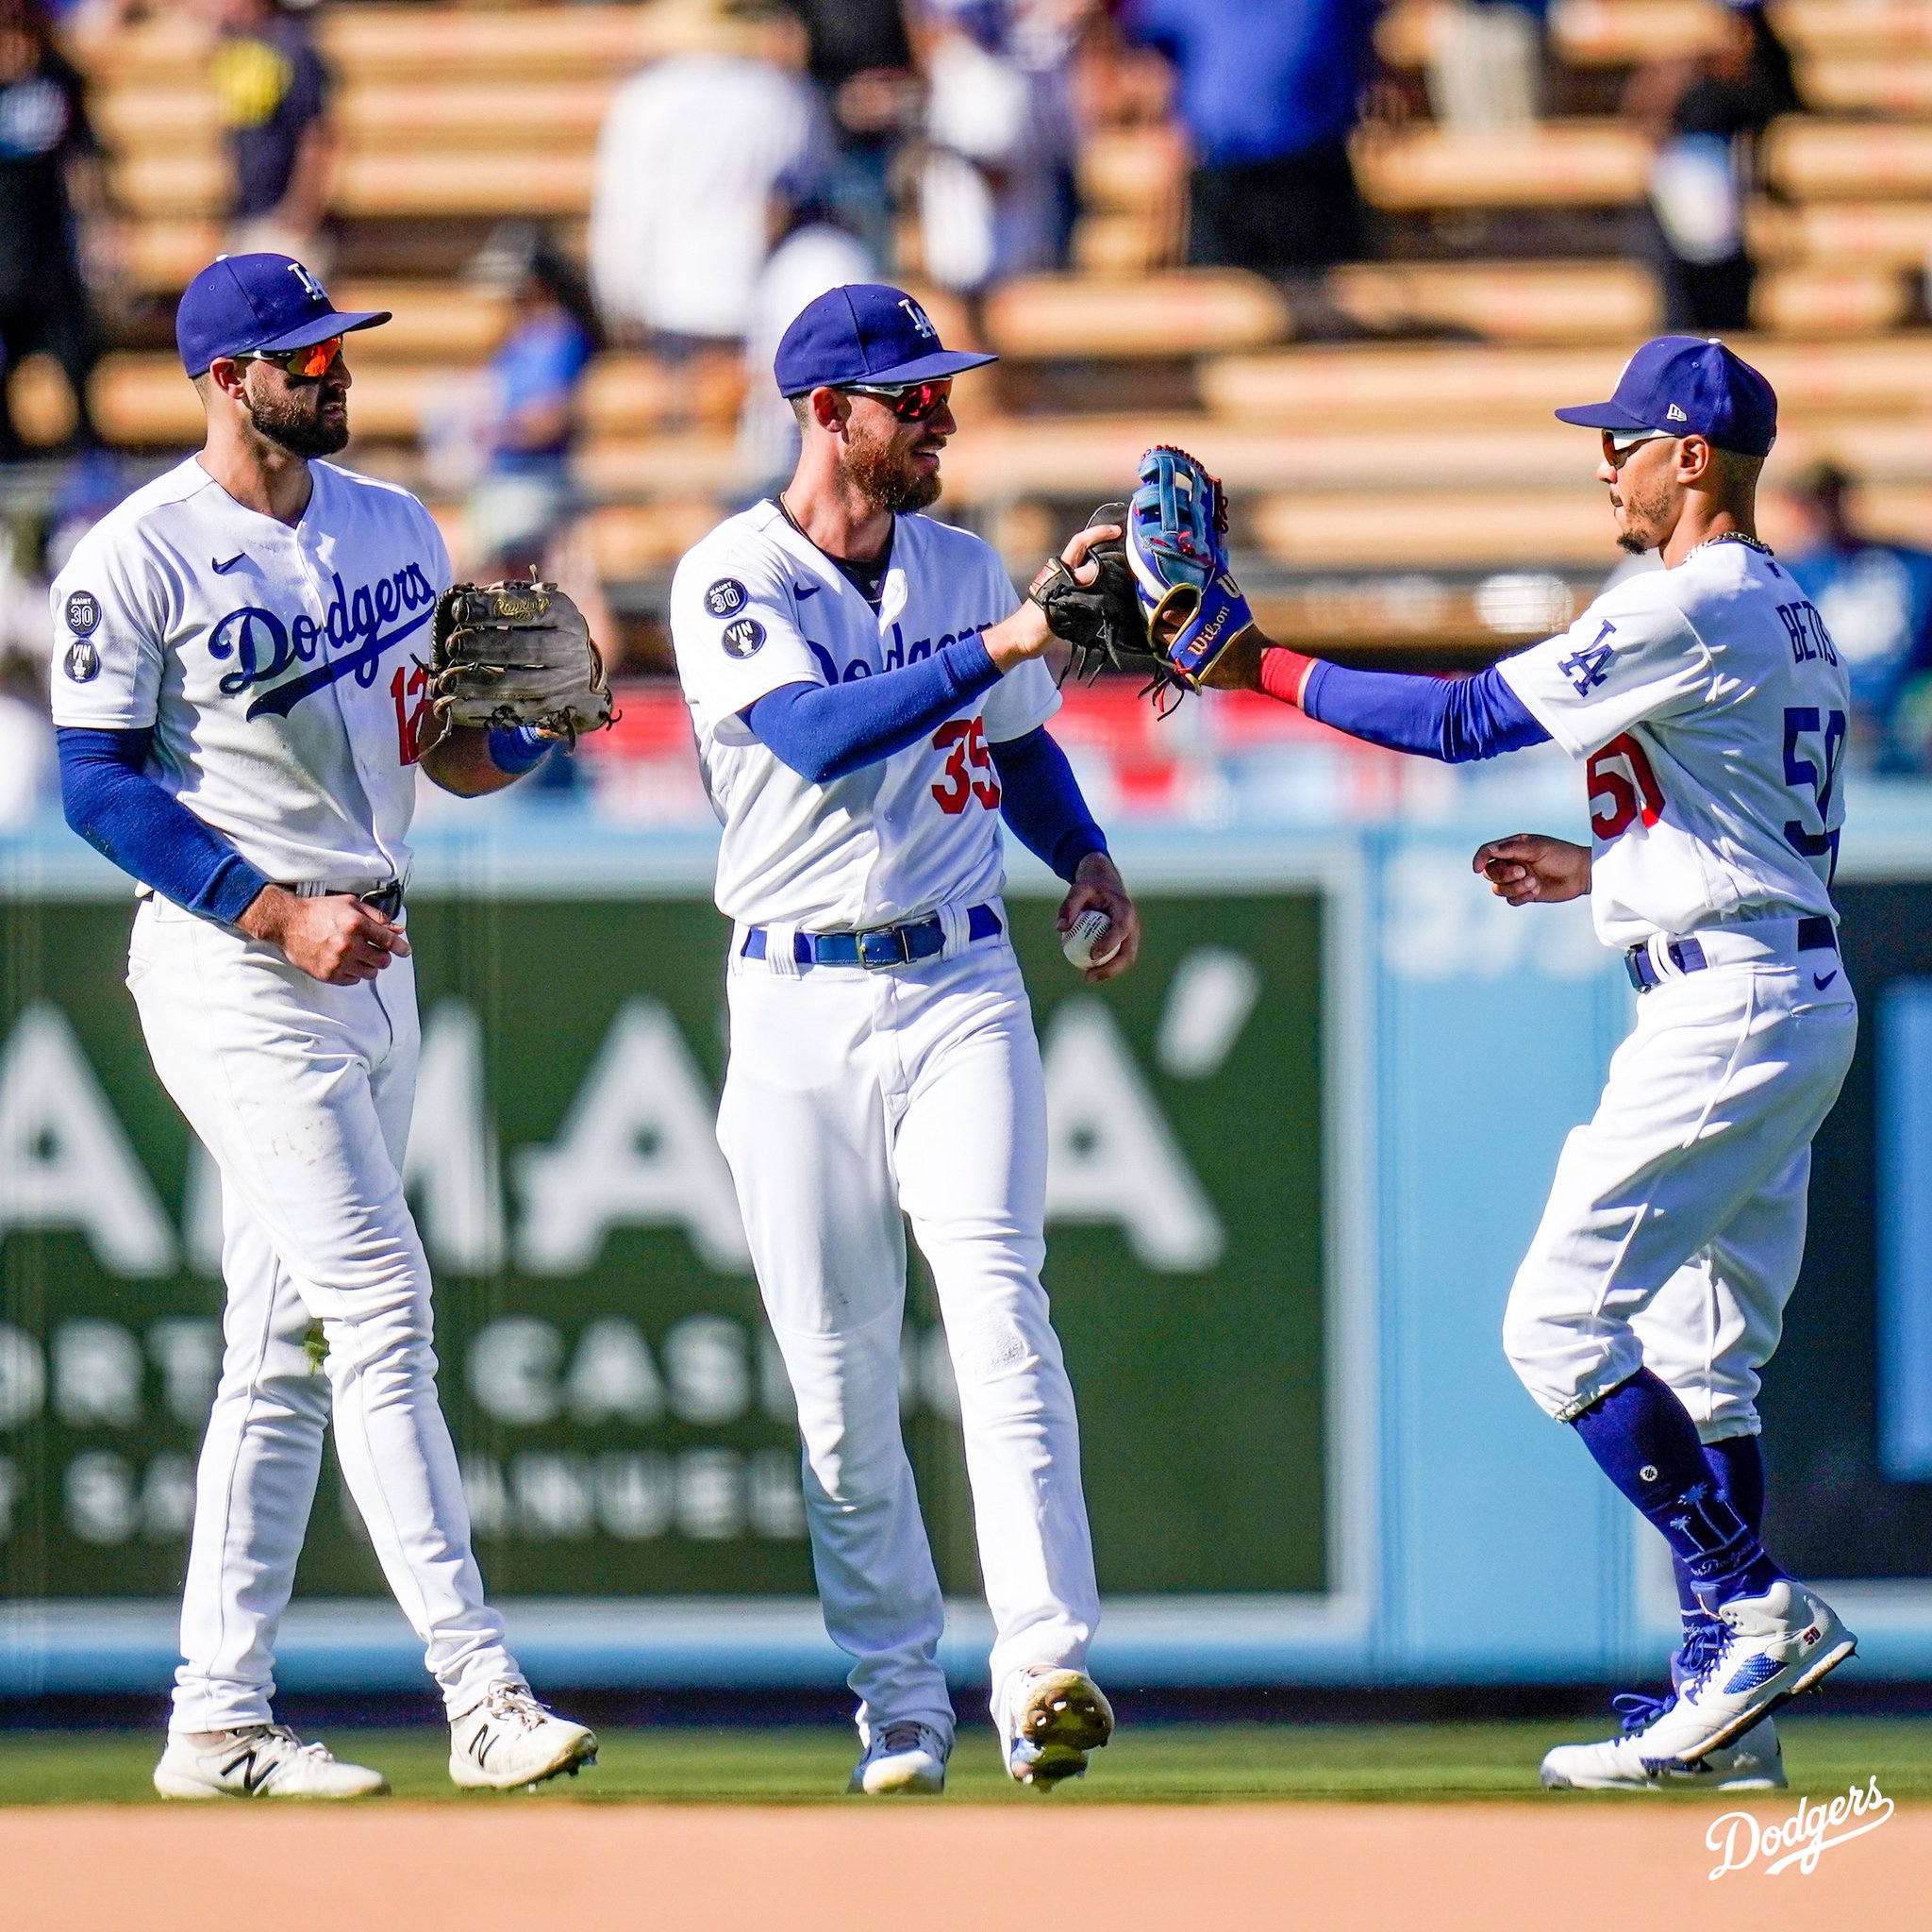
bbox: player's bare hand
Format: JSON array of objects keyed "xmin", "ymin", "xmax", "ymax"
[
  {"xmin": 1057, "ymin": 851, "xmax": 1141, "ymax": 983},
  {"xmin": 1059, "ymin": 521, "xmax": 1122, "ymax": 575},
  {"xmin": 239, "ymin": 886, "xmax": 411, "ymax": 984},
  {"xmin": 1473, "ymin": 834, "xmax": 1592, "ymax": 906}
]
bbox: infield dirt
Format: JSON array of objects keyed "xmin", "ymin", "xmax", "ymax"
[{"xmin": 8, "ymin": 1800, "xmax": 1924, "ymax": 1931}]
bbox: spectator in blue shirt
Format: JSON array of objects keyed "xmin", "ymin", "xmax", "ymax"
[
  {"xmin": 1783, "ymin": 460, "xmax": 1932, "ymax": 775},
  {"xmin": 1122, "ymin": 0, "xmax": 1381, "ymax": 275}
]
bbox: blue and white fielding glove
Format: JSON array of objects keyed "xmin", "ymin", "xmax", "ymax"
[{"xmin": 1124, "ymin": 445, "xmax": 1255, "ymax": 704}]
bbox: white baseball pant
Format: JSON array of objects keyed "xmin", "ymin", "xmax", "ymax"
[
  {"xmin": 716, "ymin": 927, "xmax": 1099, "ymax": 1740},
  {"xmin": 126, "ymin": 895, "xmax": 520, "ymax": 1734},
  {"xmin": 1503, "ymin": 923, "xmax": 1857, "ymax": 1439}
]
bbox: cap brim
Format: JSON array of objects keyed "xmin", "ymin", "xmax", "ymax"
[
  {"xmin": 254, "ymin": 308, "xmax": 391, "ymax": 355},
  {"xmin": 788, "ymin": 346, "xmax": 999, "ymax": 394},
  {"xmin": 1553, "ymin": 399, "xmax": 1655, "ymax": 432}
]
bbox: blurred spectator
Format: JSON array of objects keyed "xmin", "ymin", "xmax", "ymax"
[
  {"xmin": 914, "ymin": 0, "xmax": 1082, "ymax": 298},
  {"xmin": 737, "ymin": 168, "xmax": 874, "ymax": 494},
  {"xmin": 1783, "ymin": 461, "xmax": 1932, "ymax": 775},
  {"xmin": 1424, "ymin": 1, "xmax": 1546, "ymax": 128},
  {"xmin": 1122, "ymin": 0, "xmax": 1380, "ymax": 275},
  {"xmin": 0, "ymin": 0, "xmax": 110, "ymax": 459},
  {"xmin": 204, "ymin": 0, "xmax": 338, "ymax": 273},
  {"xmin": 589, "ymin": 44, "xmax": 830, "ymax": 355},
  {"xmin": 781, "ymin": 0, "xmax": 921, "ymax": 269},
  {"xmin": 1624, "ymin": 0, "xmax": 1800, "ymax": 332}
]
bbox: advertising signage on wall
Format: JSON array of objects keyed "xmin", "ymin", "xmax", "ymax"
[{"xmin": 0, "ymin": 890, "xmax": 1327, "ymax": 1606}]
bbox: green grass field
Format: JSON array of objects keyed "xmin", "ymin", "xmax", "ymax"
[{"xmin": 2, "ymin": 1716, "xmax": 1926, "ymax": 1806}]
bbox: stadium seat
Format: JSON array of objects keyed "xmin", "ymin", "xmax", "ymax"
[
  {"xmin": 1764, "ymin": 120, "xmax": 1932, "ymax": 199},
  {"xmin": 983, "ymin": 274, "xmax": 1289, "ymax": 359},
  {"xmin": 1353, "ymin": 123, "xmax": 1648, "ymax": 211},
  {"xmin": 1801, "ymin": 58, "xmax": 1932, "ymax": 117},
  {"xmin": 1320, "ymin": 261, "xmax": 1660, "ymax": 341},
  {"xmin": 1750, "ymin": 198, "xmax": 1932, "ymax": 264}
]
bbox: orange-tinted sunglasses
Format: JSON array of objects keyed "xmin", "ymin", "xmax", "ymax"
[{"xmin": 238, "ymin": 336, "xmax": 344, "ymax": 379}]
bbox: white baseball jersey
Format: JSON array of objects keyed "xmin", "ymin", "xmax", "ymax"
[
  {"xmin": 49, "ymin": 456, "xmax": 451, "ymax": 887},
  {"xmin": 671, "ymin": 500, "xmax": 1059, "ymax": 929},
  {"xmin": 1499, "ymin": 538, "xmax": 1849, "ymax": 949}
]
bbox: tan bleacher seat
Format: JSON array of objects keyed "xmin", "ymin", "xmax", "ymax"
[
  {"xmin": 983, "ymin": 273, "xmax": 1289, "ymax": 359},
  {"xmin": 1765, "ymin": 120, "xmax": 1932, "ymax": 199},
  {"xmin": 586, "ymin": 500, "xmax": 735, "ymax": 580},
  {"xmin": 1321, "ymin": 261, "xmax": 1660, "ymax": 342},
  {"xmin": 83, "ymin": 4, "xmax": 764, "ymax": 87},
  {"xmin": 1801, "ymin": 58, "xmax": 1932, "ymax": 117},
  {"xmin": 1254, "ymin": 490, "xmax": 1624, "ymax": 570},
  {"xmin": 1076, "ymin": 127, "xmax": 1184, "ymax": 212},
  {"xmin": 1206, "ymin": 341, "xmax": 1932, "ymax": 427},
  {"xmin": 1753, "ymin": 265, "xmax": 1912, "ymax": 336},
  {"xmin": 1775, "ymin": 0, "xmax": 1932, "ymax": 58},
  {"xmin": 122, "ymin": 219, "xmax": 220, "ymax": 294},
  {"xmin": 1750, "ymin": 198, "xmax": 1932, "ymax": 265},
  {"xmin": 1353, "ymin": 123, "xmax": 1648, "ymax": 211},
  {"xmin": 1379, "ymin": 0, "xmax": 1726, "ymax": 70},
  {"xmin": 575, "ymin": 436, "xmax": 741, "ymax": 497}
]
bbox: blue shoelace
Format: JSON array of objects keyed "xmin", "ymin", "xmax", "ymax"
[{"xmin": 1614, "ymin": 1616, "xmax": 1731, "ymax": 1733}]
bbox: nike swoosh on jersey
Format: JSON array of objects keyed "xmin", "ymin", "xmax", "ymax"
[
  {"xmin": 793, "ymin": 583, "xmax": 820, "ymax": 599},
  {"xmin": 1813, "ymin": 970, "xmax": 1840, "ymax": 991},
  {"xmin": 213, "ymin": 554, "xmax": 246, "ymax": 574}
]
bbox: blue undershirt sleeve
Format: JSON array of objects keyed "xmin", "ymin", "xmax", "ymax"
[
  {"xmin": 1299, "ymin": 660, "xmax": 1551, "ymax": 762},
  {"xmin": 58, "ymin": 726, "xmax": 270, "ymax": 925},
  {"xmin": 741, "ymin": 633, "xmax": 1002, "ymax": 783},
  {"xmin": 987, "ymin": 726, "xmax": 1108, "ymax": 882}
]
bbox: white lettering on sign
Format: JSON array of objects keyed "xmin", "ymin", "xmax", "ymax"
[
  {"xmin": 1041, "ymin": 999, "xmax": 1224, "ymax": 1271},
  {"xmin": 405, "ymin": 999, "xmax": 506, "ymax": 1273},
  {"xmin": 514, "ymin": 1000, "xmax": 750, "ymax": 1273},
  {"xmin": 0, "ymin": 1003, "xmax": 177, "ymax": 1275}
]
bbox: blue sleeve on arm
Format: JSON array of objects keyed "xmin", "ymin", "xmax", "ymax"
[
  {"xmin": 486, "ymin": 724, "xmax": 551, "ymax": 775},
  {"xmin": 988, "ymin": 726, "xmax": 1107, "ymax": 882},
  {"xmin": 58, "ymin": 727, "xmax": 270, "ymax": 925},
  {"xmin": 1300, "ymin": 660, "xmax": 1551, "ymax": 763},
  {"xmin": 741, "ymin": 633, "xmax": 1001, "ymax": 783}
]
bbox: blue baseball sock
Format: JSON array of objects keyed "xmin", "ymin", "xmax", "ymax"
[
  {"xmin": 1571, "ymin": 1371, "xmax": 1784, "ymax": 1611},
  {"xmin": 1668, "ymin": 1435, "xmax": 1769, "ymax": 1686}
]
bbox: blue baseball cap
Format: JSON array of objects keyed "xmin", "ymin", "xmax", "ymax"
[
  {"xmin": 1554, "ymin": 335, "xmax": 1777, "ymax": 457},
  {"xmin": 175, "ymin": 254, "xmax": 391, "ymax": 377},
  {"xmin": 774, "ymin": 283, "xmax": 996, "ymax": 396}
]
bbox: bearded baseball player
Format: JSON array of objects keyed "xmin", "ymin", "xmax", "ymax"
[
  {"xmin": 670, "ymin": 283, "xmax": 1143, "ymax": 1795},
  {"xmin": 49, "ymin": 255, "xmax": 608, "ymax": 1798},
  {"xmin": 1111, "ymin": 337, "xmax": 1857, "ymax": 1790}
]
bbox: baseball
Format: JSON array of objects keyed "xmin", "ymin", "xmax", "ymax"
[{"xmin": 1061, "ymin": 908, "xmax": 1116, "ymax": 971}]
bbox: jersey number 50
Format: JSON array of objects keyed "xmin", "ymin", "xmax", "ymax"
[{"xmin": 931, "ymin": 717, "xmax": 1002, "ymax": 815}]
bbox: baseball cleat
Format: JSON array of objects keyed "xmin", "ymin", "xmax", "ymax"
[
  {"xmin": 153, "ymin": 1724, "xmax": 388, "ymax": 1800},
  {"xmin": 999, "ymin": 1666, "xmax": 1114, "ymax": 1790},
  {"xmin": 448, "ymin": 1684, "xmax": 598, "ymax": 1790},
  {"xmin": 1541, "ymin": 1714, "xmax": 1785, "ymax": 1792},
  {"xmin": 848, "ymin": 1720, "xmax": 951, "ymax": 1795}
]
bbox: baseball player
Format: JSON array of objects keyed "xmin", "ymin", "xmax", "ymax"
[
  {"xmin": 1163, "ymin": 338, "xmax": 1857, "ymax": 1789},
  {"xmin": 50, "ymin": 255, "xmax": 597, "ymax": 1798},
  {"xmin": 670, "ymin": 283, "xmax": 1138, "ymax": 1794}
]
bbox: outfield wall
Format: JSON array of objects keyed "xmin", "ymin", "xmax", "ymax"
[{"xmin": 2, "ymin": 786, "xmax": 1929, "ymax": 1694}]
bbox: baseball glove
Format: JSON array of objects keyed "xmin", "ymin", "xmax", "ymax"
[
  {"xmin": 425, "ymin": 578, "xmax": 614, "ymax": 744},
  {"xmin": 1027, "ymin": 503, "xmax": 1149, "ymax": 686},
  {"xmin": 1124, "ymin": 445, "xmax": 1255, "ymax": 704}
]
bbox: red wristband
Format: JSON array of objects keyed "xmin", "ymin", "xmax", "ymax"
[{"xmin": 1258, "ymin": 646, "xmax": 1316, "ymax": 708}]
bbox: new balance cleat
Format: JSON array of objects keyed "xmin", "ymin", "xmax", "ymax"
[
  {"xmin": 998, "ymin": 1666, "xmax": 1114, "ymax": 1790},
  {"xmin": 848, "ymin": 1719, "xmax": 951, "ymax": 1795},
  {"xmin": 448, "ymin": 1684, "xmax": 598, "ymax": 1790},
  {"xmin": 154, "ymin": 1724, "xmax": 388, "ymax": 1800}
]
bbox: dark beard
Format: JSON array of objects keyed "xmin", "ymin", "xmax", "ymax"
[
  {"xmin": 846, "ymin": 427, "xmax": 941, "ymax": 513},
  {"xmin": 1615, "ymin": 530, "xmax": 1651, "ymax": 555},
  {"xmin": 247, "ymin": 384, "xmax": 349, "ymax": 458}
]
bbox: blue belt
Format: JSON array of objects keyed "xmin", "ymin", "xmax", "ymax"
[
  {"xmin": 742, "ymin": 902, "xmax": 1003, "ymax": 970},
  {"xmin": 1625, "ymin": 914, "xmax": 1834, "ymax": 992}
]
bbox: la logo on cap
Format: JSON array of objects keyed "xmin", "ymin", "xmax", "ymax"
[{"xmin": 898, "ymin": 297, "xmax": 936, "ymax": 340}]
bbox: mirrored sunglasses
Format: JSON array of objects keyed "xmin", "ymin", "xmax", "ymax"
[
  {"xmin": 840, "ymin": 379, "xmax": 951, "ymax": 423},
  {"xmin": 238, "ymin": 336, "xmax": 345, "ymax": 380}
]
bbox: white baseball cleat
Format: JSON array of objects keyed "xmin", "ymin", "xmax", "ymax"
[
  {"xmin": 998, "ymin": 1665, "xmax": 1114, "ymax": 1790},
  {"xmin": 1541, "ymin": 1713, "xmax": 1785, "ymax": 1791},
  {"xmin": 448, "ymin": 1684, "xmax": 598, "ymax": 1790},
  {"xmin": 848, "ymin": 1720, "xmax": 951, "ymax": 1795},
  {"xmin": 153, "ymin": 1724, "xmax": 388, "ymax": 1800}
]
